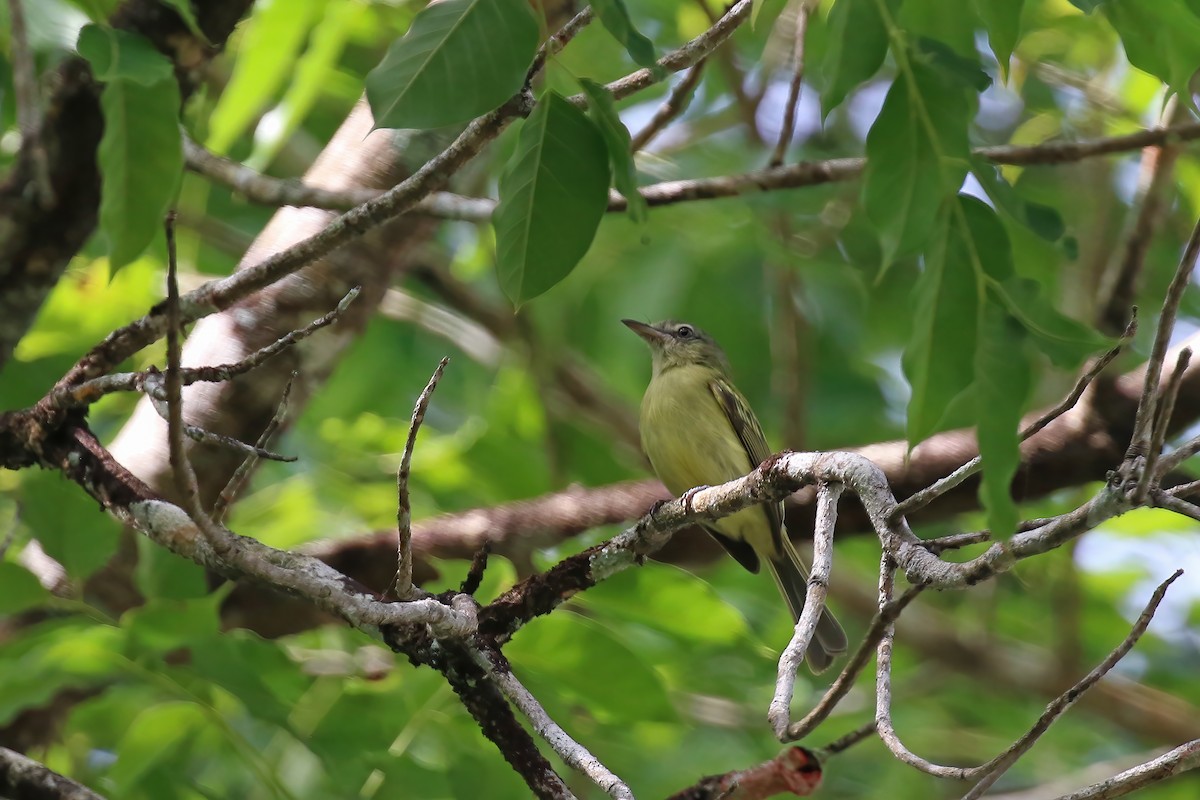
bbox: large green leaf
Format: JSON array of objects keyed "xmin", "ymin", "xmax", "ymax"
[
  {"xmin": 591, "ymin": 0, "xmax": 663, "ymax": 75},
  {"xmin": 76, "ymin": 24, "xmax": 174, "ymax": 84},
  {"xmin": 816, "ymin": 0, "xmax": 898, "ymax": 116},
  {"xmin": 1104, "ymin": 0, "xmax": 1200, "ymax": 102},
  {"xmin": 975, "ymin": 298, "xmax": 1031, "ymax": 541},
  {"xmin": 902, "ymin": 204, "xmax": 979, "ymax": 445},
  {"xmin": 108, "ymin": 701, "xmax": 207, "ymax": 792},
  {"xmin": 493, "ymin": 92, "xmax": 611, "ymax": 306},
  {"xmin": 579, "ymin": 78, "xmax": 647, "ymax": 223},
  {"xmin": 970, "ymin": 0, "xmax": 1024, "ymax": 73},
  {"xmin": 971, "ymin": 158, "xmax": 1066, "ymax": 245},
  {"xmin": 20, "ymin": 470, "xmax": 120, "ymax": 581},
  {"xmin": 97, "ymin": 76, "xmax": 183, "ymax": 268},
  {"xmin": 365, "ymin": 0, "xmax": 538, "ymax": 130},
  {"xmin": 862, "ymin": 55, "xmax": 973, "ymax": 269},
  {"xmin": 995, "ymin": 278, "xmax": 1110, "ymax": 367}
]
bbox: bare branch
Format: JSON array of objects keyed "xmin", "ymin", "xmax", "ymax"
[
  {"xmin": 768, "ymin": 0, "xmax": 815, "ymax": 168},
  {"xmin": 478, "ymin": 650, "xmax": 629, "ymax": 800},
  {"xmin": 770, "ymin": 481, "xmax": 842, "ymax": 738},
  {"xmin": 820, "ymin": 720, "xmax": 878, "ymax": 756},
  {"xmin": 1042, "ymin": 739, "xmax": 1200, "ymax": 800},
  {"xmin": 630, "ymin": 61, "xmax": 707, "ymax": 152},
  {"xmin": 44, "ymin": 286, "xmax": 362, "ymax": 412},
  {"xmin": 526, "ymin": 7, "xmax": 594, "ymax": 82},
  {"xmin": 212, "ymin": 372, "xmax": 297, "ymax": 525},
  {"xmin": 394, "ymin": 357, "xmax": 450, "ymax": 600},
  {"xmin": 1150, "ymin": 490, "xmax": 1200, "ymax": 523},
  {"xmin": 1144, "ymin": 348, "xmax": 1192, "ymax": 486},
  {"xmin": 959, "ymin": 570, "xmax": 1183, "ymax": 797},
  {"xmin": 784, "ymin": 585, "xmax": 923, "ymax": 741},
  {"xmin": 1127, "ymin": 214, "xmax": 1200, "ymax": 486}
]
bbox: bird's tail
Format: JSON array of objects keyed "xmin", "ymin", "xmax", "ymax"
[{"xmin": 765, "ymin": 535, "xmax": 848, "ymax": 673}]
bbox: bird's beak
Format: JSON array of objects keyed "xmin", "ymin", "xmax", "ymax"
[{"xmin": 622, "ymin": 319, "xmax": 668, "ymax": 345}]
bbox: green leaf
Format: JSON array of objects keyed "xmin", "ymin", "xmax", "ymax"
[
  {"xmin": 493, "ymin": 92, "xmax": 611, "ymax": 306},
  {"xmin": 76, "ymin": 25, "xmax": 174, "ymax": 85},
  {"xmin": 816, "ymin": 0, "xmax": 897, "ymax": 116},
  {"xmin": 365, "ymin": 0, "xmax": 538, "ymax": 130},
  {"xmin": 970, "ymin": 0, "xmax": 1025, "ymax": 73},
  {"xmin": 122, "ymin": 595, "xmax": 223, "ymax": 656},
  {"xmin": 506, "ymin": 611, "xmax": 676, "ymax": 723},
  {"xmin": 97, "ymin": 76, "xmax": 183, "ymax": 268},
  {"xmin": 591, "ymin": 0, "xmax": 664, "ymax": 76},
  {"xmin": 579, "ymin": 78, "xmax": 646, "ymax": 223},
  {"xmin": 862, "ymin": 56, "xmax": 972, "ymax": 268},
  {"xmin": 19, "ymin": 471, "xmax": 120, "ymax": 581},
  {"xmin": 971, "ymin": 158, "xmax": 1066, "ymax": 244},
  {"xmin": 994, "ymin": 278, "xmax": 1110, "ymax": 367},
  {"xmin": 135, "ymin": 535, "xmax": 208, "ymax": 599},
  {"xmin": 975, "ymin": 299, "xmax": 1031, "ymax": 541},
  {"xmin": 902, "ymin": 206, "xmax": 980, "ymax": 444},
  {"xmin": 0, "ymin": 563, "xmax": 49, "ymax": 614},
  {"xmin": 205, "ymin": 0, "xmax": 324, "ymax": 154},
  {"xmin": 1104, "ymin": 0, "xmax": 1200, "ymax": 102},
  {"xmin": 578, "ymin": 563, "xmax": 750, "ymax": 645},
  {"xmin": 109, "ymin": 701, "xmax": 207, "ymax": 792},
  {"xmin": 912, "ymin": 36, "xmax": 990, "ymax": 91}
]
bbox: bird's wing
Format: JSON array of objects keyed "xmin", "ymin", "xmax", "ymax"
[{"xmin": 708, "ymin": 376, "xmax": 785, "ymax": 540}]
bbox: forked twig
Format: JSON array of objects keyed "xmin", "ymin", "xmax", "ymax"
[{"xmin": 393, "ymin": 358, "xmax": 450, "ymax": 600}]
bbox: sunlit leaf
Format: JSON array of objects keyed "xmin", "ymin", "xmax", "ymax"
[
  {"xmin": 365, "ymin": 0, "xmax": 538, "ymax": 130},
  {"xmin": 205, "ymin": 0, "xmax": 325, "ymax": 154},
  {"xmin": 108, "ymin": 702, "xmax": 207, "ymax": 792},
  {"xmin": 493, "ymin": 92, "xmax": 610, "ymax": 306}
]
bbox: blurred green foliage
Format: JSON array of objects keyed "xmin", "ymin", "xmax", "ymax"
[{"xmin": 2, "ymin": 0, "xmax": 1200, "ymax": 798}]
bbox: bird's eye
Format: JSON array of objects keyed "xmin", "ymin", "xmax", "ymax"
[{"xmin": 676, "ymin": 325, "xmax": 694, "ymax": 339}]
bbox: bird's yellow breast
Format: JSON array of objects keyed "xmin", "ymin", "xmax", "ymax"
[{"xmin": 639, "ymin": 365, "xmax": 777, "ymax": 555}]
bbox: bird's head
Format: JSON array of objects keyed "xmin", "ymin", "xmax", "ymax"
[{"xmin": 622, "ymin": 319, "xmax": 731, "ymax": 375}]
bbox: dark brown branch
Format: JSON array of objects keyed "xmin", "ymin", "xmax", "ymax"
[{"xmin": 630, "ymin": 61, "xmax": 706, "ymax": 152}]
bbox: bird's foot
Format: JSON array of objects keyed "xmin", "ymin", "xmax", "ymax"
[{"xmin": 680, "ymin": 485, "xmax": 711, "ymax": 513}]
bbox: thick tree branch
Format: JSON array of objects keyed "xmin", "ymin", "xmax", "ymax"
[{"xmin": 0, "ymin": 745, "xmax": 105, "ymax": 800}]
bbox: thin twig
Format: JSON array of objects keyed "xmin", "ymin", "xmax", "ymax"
[
  {"xmin": 185, "ymin": 123, "xmax": 1200, "ymax": 220},
  {"xmin": 526, "ymin": 7, "xmax": 594, "ymax": 82},
  {"xmin": 768, "ymin": 0, "xmax": 815, "ymax": 167},
  {"xmin": 1098, "ymin": 98, "xmax": 1183, "ymax": 336},
  {"xmin": 785, "ymin": 585, "xmax": 924, "ymax": 741},
  {"xmin": 212, "ymin": 372, "xmax": 297, "ymax": 525},
  {"xmin": 45, "ymin": 287, "xmax": 361, "ymax": 411},
  {"xmin": 820, "ymin": 720, "xmax": 878, "ymax": 756},
  {"xmin": 770, "ymin": 481, "xmax": 842, "ymax": 738},
  {"xmin": 1127, "ymin": 215, "xmax": 1200, "ymax": 483},
  {"xmin": 959, "ymin": 570, "xmax": 1183, "ymax": 798},
  {"xmin": 1043, "ymin": 739, "xmax": 1200, "ymax": 800},
  {"xmin": 630, "ymin": 61, "xmax": 707, "ymax": 152},
  {"xmin": 163, "ymin": 212, "xmax": 229, "ymax": 554},
  {"xmin": 1145, "ymin": 349, "xmax": 1192, "ymax": 486},
  {"xmin": 394, "ymin": 358, "xmax": 450, "ymax": 600},
  {"xmin": 460, "ymin": 542, "xmax": 492, "ymax": 596},
  {"xmin": 7, "ymin": 0, "xmax": 53, "ymax": 208},
  {"xmin": 893, "ymin": 322, "xmax": 1133, "ymax": 521},
  {"xmin": 478, "ymin": 650, "xmax": 628, "ymax": 800},
  {"xmin": 1151, "ymin": 490, "xmax": 1200, "ymax": 523},
  {"xmin": 920, "ymin": 531, "xmax": 992, "ymax": 554}
]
